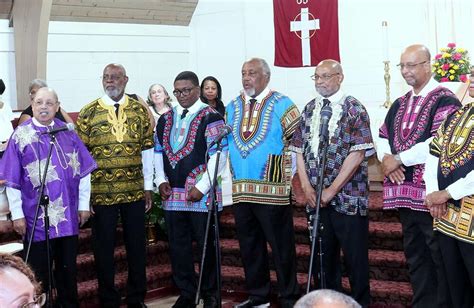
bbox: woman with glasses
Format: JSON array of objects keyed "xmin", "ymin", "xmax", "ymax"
[{"xmin": 0, "ymin": 253, "xmax": 46, "ymax": 307}]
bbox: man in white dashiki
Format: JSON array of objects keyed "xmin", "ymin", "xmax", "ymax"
[
  {"xmin": 1, "ymin": 87, "xmax": 97, "ymax": 307},
  {"xmin": 76, "ymin": 63, "xmax": 154, "ymax": 307},
  {"xmin": 290, "ymin": 60, "xmax": 374, "ymax": 307},
  {"xmin": 227, "ymin": 58, "xmax": 301, "ymax": 308},
  {"xmin": 154, "ymin": 71, "xmax": 227, "ymax": 308},
  {"xmin": 423, "ymin": 66, "xmax": 474, "ymax": 308},
  {"xmin": 377, "ymin": 44, "xmax": 461, "ymax": 308}
]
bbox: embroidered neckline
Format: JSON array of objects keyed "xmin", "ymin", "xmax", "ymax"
[
  {"xmin": 231, "ymin": 92, "xmax": 277, "ymax": 158},
  {"xmin": 98, "ymin": 97, "xmax": 129, "ymax": 143},
  {"xmin": 440, "ymin": 105, "xmax": 474, "ymax": 176},
  {"xmin": 161, "ymin": 107, "xmax": 212, "ymax": 168}
]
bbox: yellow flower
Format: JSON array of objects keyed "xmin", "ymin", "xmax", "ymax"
[
  {"xmin": 442, "ymin": 53, "xmax": 451, "ymax": 58},
  {"xmin": 457, "ymin": 48, "xmax": 465, "ymax": 53},
  {"xmin": 449, "ymin": 75, "xmax": 455, "ymax": 80},
  {"xmin": 441, "ymin": 71, "xmax": 446, "ymax": 76},
  {"xmin": 459, "ymin": 60, "xmax": 465, "ymax": 64},
  {"xmin": 449, "ymin": 69, "xmax": 455, "ymax": 74},
  {"xmin": 440, "ymin": 48, "xmax": 447, "ymax": 52},
  {"xmin": 434, "ymin": 62, "xmax": 440, "ymax": 66},
  {"xmin": 449, "ymin": 63, "xmax": 454, "ymax": 67},
  {"xmin": 453, "ymin": 65, "xmax": 459, "ymax": 69},
  {"xmin": 437, "ymin": 69, "xmax": 442, "ymax": 74}
]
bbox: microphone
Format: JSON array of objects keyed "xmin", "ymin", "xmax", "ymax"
[
  {"xmin": 42, "ymin": 123, "xmax": 75, "ymax": 135},
  {"xmin": 209, "ymin": 125, "xmax": 232, "ymax": 148},
  {"xmin": 319, "ymin": 104, "xmax": 332, "ymax": 139}
]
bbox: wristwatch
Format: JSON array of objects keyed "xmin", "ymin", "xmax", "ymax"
[{"xmin": 394, "ymin": 153, "xmax": 402, "ymax": 164}]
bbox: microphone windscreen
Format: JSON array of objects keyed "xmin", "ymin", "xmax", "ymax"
[{"xmin": 320, "ymin": 105, "xmax": 333, "ymax": 120}]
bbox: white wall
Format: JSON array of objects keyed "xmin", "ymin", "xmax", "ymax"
[
  {"xmin": 0, "ymin": 20, "xmax": 190, "ymax": 112},
  {"xmin": 189, "ymin": 0, "xmax": 473, "ymax": 134},
  {"xmin": 1, "ymin": 0, "xmax": 473, "ymax": 123}
]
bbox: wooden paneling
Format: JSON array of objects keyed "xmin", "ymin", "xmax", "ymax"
[
  {"xmin": 0, "ymin": 0, "xmax": 13, "ymax": 19},
  {"xmin": 0, "ymin": 0, "xmax": 197, "ymax": 25}
]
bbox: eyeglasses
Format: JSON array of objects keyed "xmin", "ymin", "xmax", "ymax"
[
  {"xmin": 311, "ymin": 73, "xmax": 339, "ymax": 82},
  {"xmin": 173, "ymin": 87, "xmax": 195, "ymax": 97},
  {"xmin": 33, "ymin": 100, "xmax": 57, "ymax": 107},
  {"xmin": 396, "ymin": 61, "xmax": 429, "ymax": 70},
  {"xmin": 21, "ymin": 293, "xmax": 46, "ymax": 308},
  {"xmin": 101, "ymin": 75, "xmax": 124, "ymax": 81}
]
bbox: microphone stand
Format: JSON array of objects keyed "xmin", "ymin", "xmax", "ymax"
[
  {"xmin": 195, "ymin": 141, "xmax": 223, "ymax": 308},
  {"xmin": 306, "ymin": 121, "xmax": 331, "ymax": 293},
  {"xmin": 25, "ymin": 134, "xmax": 56, "ymax": 307}
]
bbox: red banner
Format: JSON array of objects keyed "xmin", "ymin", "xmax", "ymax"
[{"xmin": 273, "ymin": 0, "xmax": 340, "ymax": 67}]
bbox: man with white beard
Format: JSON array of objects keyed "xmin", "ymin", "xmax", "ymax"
[
  {"xmin": 226, "ymin": 58, "xmax": 301, "ymax": 308},
  {"xmin": 76, "ymin": 63, "xmax": 154, "ymax": 307}
]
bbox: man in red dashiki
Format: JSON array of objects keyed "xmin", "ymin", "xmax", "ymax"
[{"xmin": 377, "ymin": 44, "xmax": 461, "ymax": 308}]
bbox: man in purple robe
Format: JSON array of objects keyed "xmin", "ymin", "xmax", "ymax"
[{"xmin": 0, "ymin": 87, "xmax": 97, "ymax": 307}]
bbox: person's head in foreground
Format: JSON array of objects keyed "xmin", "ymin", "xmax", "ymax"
[
  {"xmin": 0, "ymin": 253, "xmax": 45, "ymax": 307},
  {"xmin": 294, "ymin": 289, "xmax": 361, "ymax": 308}
]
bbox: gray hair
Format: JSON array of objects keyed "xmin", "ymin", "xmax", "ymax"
[
  {"xmin": 28, "ymin": 79, "xmax": 48, "ymax": 94},
  {"xmin": 247, "ymin": 57, "xmax": 271, "ymax": 79},
  {"xmin": 294, "ymin": 290, "xmax": 361, "ymax": 308}
]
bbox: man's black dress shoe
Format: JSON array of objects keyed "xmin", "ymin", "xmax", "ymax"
[
  {"xmin": 233, "ymin": 298, "xmax": 270, "ymax": 308},
  {"xmin": 172, "ymin": 295, "xmax": 196, "ymax": 308}
]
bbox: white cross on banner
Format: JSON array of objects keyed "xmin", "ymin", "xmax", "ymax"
[
  {"xmin": 273, "ymin": 0, "xmax": 340, "ymax": 68},
  {"xmin": 290, "ymin": 8, "xmax": 320, "ymax": 66}
]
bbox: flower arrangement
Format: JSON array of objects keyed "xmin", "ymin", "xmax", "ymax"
[{"xmin": 432, "ymin": 43, "xmax": 470, "ymax": 83}]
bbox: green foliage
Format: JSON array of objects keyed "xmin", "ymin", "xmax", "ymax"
[{"xmin": 146, "ymin": 191, "xmax": 166, "ymax": 234}]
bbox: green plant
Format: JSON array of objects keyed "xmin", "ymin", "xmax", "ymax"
[{"xmin": 146, "ymin": 191, "xmax": 166, "ymax": 234}]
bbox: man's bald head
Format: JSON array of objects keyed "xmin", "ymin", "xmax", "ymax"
[
  {"xmin": 316, "ymin": 60, "xmax": 343, "ymax": 75},
  {"xmin": 314, "ymin": 59, "xmax": 344, "ymax": 98},
  {"xmin": 399, "ymin": 44, "xmax": 432, "ymax": 93}
]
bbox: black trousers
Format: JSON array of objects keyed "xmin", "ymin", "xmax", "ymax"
[
  {"xmin": 312, "ymin": 207, "xmax": 370, "ymax": 307},
  {"xmin": 438, "ymin": 232, "xmax": 474, "ymax": 308},
  {"xmin": 233, "ymin": 202, "xmax": 300, "ymax": 305},
  {"xmin": 25, "ymin": 235, "xmax": 79, "ymax": 307},
  {"xmin": 92, "ymin": 201, "xmax": 147, "ymax": 307},
  {"xmin": 398, "ymin": 208, "xmax": 450, "ymax": 308},
  {"xmin": 164, "ymin": 210, "xmax": 217, "ymax": 300}
]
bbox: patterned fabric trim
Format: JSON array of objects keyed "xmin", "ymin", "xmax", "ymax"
[
  {"xmin": 383, "ymin": 183, "xmax": 428, "ymax": 211},
  {"xmin": 434, "ymin": 196, "xmax": 474, "ymax": 244},
  {"xmin": 232, "ymin": 180, "xmax": 290, "ymax": 206},
  {"xmin": 161, "ymin": 107, "xmax": 211, "ymax": 168},
  {"xmin": 439, "ymin": 105, "xmax": 474, "ymax": 176},
  {"xmin": 230, "ymin": 92, "xmax": 277, "ymax": 158},
  {"xmin": 392, "ymin": 88, "xmax": 454, "ymax": 152},
  {"xmin": 350, "ymin": 142, "xmax": 374, "ymax": 152},
  {"xmin": 281, "ymin": 104, "xmax": 301, "ymax": 140},
  {"xmin": 97, "ymin": 97, "xmax": 128, "ymax": 143}
]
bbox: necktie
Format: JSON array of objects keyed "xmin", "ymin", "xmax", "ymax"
[
  {"xmin": 249, "ymin": 98, "xmax": 257, "ymax": 111},
  {"xmin": 181, "ymin": 109, "xmax": 189, "ymax": 119},
  {"xmin": 322, "ymin": 98, "xmax": 331, "ymax": 107},
  {"xmin": 243, "ymin": 99, "xmax": 258, "ymax": 139},
  {"xmin": 114, "ymin": 103, "xmax": 120, "ymax": 117}
]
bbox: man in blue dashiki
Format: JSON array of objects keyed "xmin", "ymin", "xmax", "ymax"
[
  {"xmin": 154, "ymin": 71, "xmax": 228, "ymax": 308},
  {"xmin": 1, "ymin": 87, "xmax": 96, "ymax": 307},
  {"xmin": 290, "ymin": 60, "xmax": 374, "ymax": 307},
  {"xmin": 227, "ymin": 58, "xmax": 301, "ymax": 308}
]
